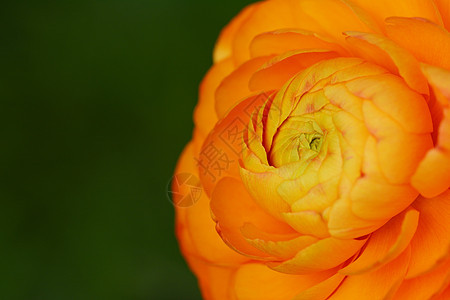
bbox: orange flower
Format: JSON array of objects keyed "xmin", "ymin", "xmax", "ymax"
[{"xmin": 173, "ymin": 0, "xmax": 450, "ymax": 299}]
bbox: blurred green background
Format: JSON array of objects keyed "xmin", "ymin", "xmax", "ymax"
[{"xmin": 0, "ymin": 0, "xmax": 253, "ymax": 299}]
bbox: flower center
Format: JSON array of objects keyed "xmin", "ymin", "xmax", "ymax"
[
  {"xmin": 269, "ymin": 117, "xmax": 326, "ymax": 167},
  {"xmin": 303, "ymin": 133, "xmax": 323, "ymax": 151}
]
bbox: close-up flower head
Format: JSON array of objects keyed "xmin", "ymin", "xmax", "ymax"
[{"xmin": 173, "ymin": 0, "xmax": 450, "ymax": 299}]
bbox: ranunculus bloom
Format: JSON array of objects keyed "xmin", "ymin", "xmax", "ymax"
[{"xmin": 173, "ymin": 0, "xmax": 450, "ymax": 299}]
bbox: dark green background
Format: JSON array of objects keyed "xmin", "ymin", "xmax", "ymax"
[{"xmin": 0, "ymin": 1, "xmax": 253, "ymax": 299}]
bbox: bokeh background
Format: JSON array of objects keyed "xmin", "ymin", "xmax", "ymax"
[{"xmin": 0, "ymin": 0, "xmax": 253, "ymax": 299}]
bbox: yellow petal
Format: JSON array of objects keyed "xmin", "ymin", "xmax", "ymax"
[
  {"xmin": 282, "ymin": 211, "xmax": 330, "ymax": 238},
  {"xmin": 350, "ymin": 176, "xmax": 418, "ymax": 220},
  {"xmin": 327, "ymin": 196, "xmax": 386, "ymax": 239},
  {"xmin": 244, "ymin": 230, "xmax": 318, "ymax": 260}
]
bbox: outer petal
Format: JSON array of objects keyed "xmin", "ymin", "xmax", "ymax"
[
  {"xmin": 386, "ymin": 17, "xmax": 450, "ymax": 70},
  {"xmin": 213, "ymin": 3, "xmax": 258, "ymax": 63},
  {"xmin": 249, "ymin": 29, "xmax": 348, "ymax": 58},
  {"xmin": 194, "ymin": 58, "xmax": 234, "ymax": 137},
  {"xmin": 215, "ymin": 56, "xmax": 272, "ymax": 119},
  {"xmin": 211, "ymin": 177, "xmax": 295, "ymax": 258},
  {"xmin": 292, "ymin": 272, "xmax": 346, "ymax": 300},
  {"xmin": 231, "ymin": 0, "xmax": 381, "ymax": 65},
  {"xmin": 393, "ymin": 256, "xmax": 450, "ymax": 300},
  {"xmin": 329, "ymin": 246, "xmax": 411, "ymax": 299},
  {"xmin": 231, "ymin": 0, "xmax": 299, "ymax": 65},
  {"xmin": 339, "ymin": 207, "xmax": 419, "ymax": 275},
  {"xmin": 344, "ymin": 31, "xmax": 429, "ymax": 95},
  {"xmin": 293, "ymin": 0, "xmax": 378, "ymax": 46},
  {"xmin": 174, "ymin": 142, "xmax": 248, "ymax": 265},
  {"xmin": 189, "ymin": 256, "xmax": 238, "ymax": 300},
  {"xmin": 407, "ymin": 189, "xmax": 450, "ymax": 278},
  {"xmin": 267, "ymin": 236, "xmax": 366, "ymax": 274},
  {"xmin": 233, "ymin": 263, "xmax": 338, "ymax": 300},
  {"xmin": 199, "ymin": 94, "xmax": 269, "ymax": 196},
  {"xmin": 347, "ymin": 0, "xmax": 443, "ymax": 29},
  {"xmin": 435, "ymin": 282, "xmax": 450, "ymax": 300},
  {"xmin": 434, "ymin": 0, "xmax": 450, "ymax": 31},
  {"xmin": 248, "ymin": 49, "xmax": 341, "ymax": 92}
]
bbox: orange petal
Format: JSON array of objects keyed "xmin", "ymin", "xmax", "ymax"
[
  {"xmin": 199, "ymin": 94, "xmax": 269, "ymax": 196},
  {"xmin": 434, "ymin": 282, "xmax": 450, "ymax": 300},
  {"xmin": 213, "ymin": 3, "xmax": 258, "ymax": 63},
  {"xmin": 248, "ymin": 49, "xmax": 340, "ymax": 92},
  {"xmin": 243, "ymin": 229, "xmax": 319, "ymax": 260},
  {"xmin": 337, "ymin": 0, "xmax": 383, "ymax": 33},
  {"xmin": 292, "ymin": 272, "xmax": 346, "ymax": 300},
  {"xmin": 188, "ymin": 256, "xmax": 238, "ymax": 300},
  {"xmin": 231, "ymin": 0, "xmax": 360, "ymax": 65},
  {"xmin": 249, "ymin": 29, "xmax": 347, "ymax": 58},
  {"xmin": 412, "ymin": 64, "xmax": 450, "ymax": 197},
  {"xmin": 268, "ymin": 236, "xmax": 366, "ymax": 274},
  {"xmin": 394, "ymin": 256, "xmax": 450, "ymax": 300},
  {"xmin": 327, "ymin": 196, "xmax": 387, "ymax": 239},
  {"xmin": 215, "ymin": 56, "xmax": 271, "ymax": 119},
  {"xmin": 348, "ymin": 0, "xmax": 443, "ymax": 29},
  {"xmin": 407, "ymin": 189, "xmax": 450, "ymax": 278},
  {"xmin": 340, "ymin": 207, "xmax": 419, "ymax": 275},
  {"xmin": 288, "ymin": 177, "xmax": 340, "ymax": 213},
  {"xmin": 295, "ymin": 0, "xmax": 378, "ymax": 46},
  {"xmin": 211, "ymin": 177, "xmax": 295, "ymax": 259},
  {"xmin": 386, "ymin": 17, "xmax": 450, "ymax": 70},
  {"xmin": 233, "ymin": 263, "xmax": 337, "ymax": 300},
  {"xmin": 282, "ymin": 211, "xmax": 330, "ymax": 238},
  {"xmin": 174, "ymin": 143, "xmax": 247, "ymax": 264},
  {"xmin": 344, "ymin": 31, "xmax": 429, "ymax": 95},
  {"xmin": 240, "ymin": 167, "xmax": 292, "ymax": 221},
  {"xmin": 194, "ymin": 58, "xmax": 234, "ymax": 137},
  {"xmin": 231, "ymin": 0, "xmax": 299, "ymax": 65},
  {"xmin": 350, "ymin": 176, "xmax": 418, "ymax": 220},
  {"xmin": 420, "ymin": 63, "xmax": 450, "ymax": 101},
  {"xmin": 329, "ymin": 246, "xmax": 411, "ymax": 299},
  {"xmin": 412, "ymin": 148, "xmax": 450, "ymax": 198},
  {"xmin": 434, "ymin": 0, "xmax": 450, "ymax": 31}
]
